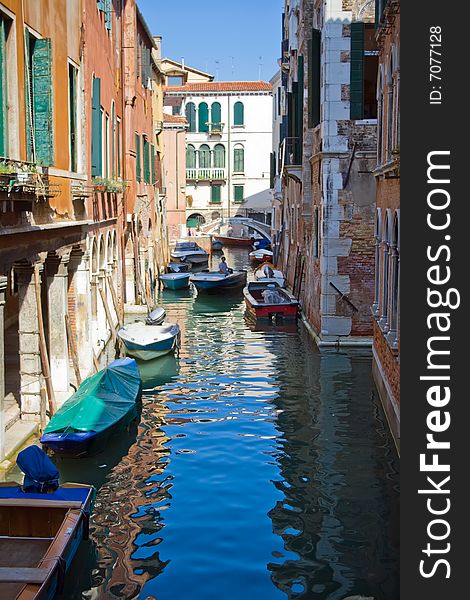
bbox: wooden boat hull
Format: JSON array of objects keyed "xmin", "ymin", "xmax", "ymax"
[
  {"xmin": 213, "ymin": 235, "xmax": 253, "ymax": 247},
  {"xmin": 191, "ymin": 271, "xmax": 247, "ymax": 293},
  {"xmin": 249, "ymin": 250, "xmax": 273, "ymax": 263},
  {"xmin": 0, "ymin": 484, "xmax": 94, "ymax": 600},
  {"xmin": 160, "ymin": 273, "xmax": 191, "ymax": 290},
  {"xmin": 243, "ymin": 282, "xmax": 300, "ymax": 321}
]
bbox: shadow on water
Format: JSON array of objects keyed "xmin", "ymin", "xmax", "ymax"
[{"xmin": 138, "ymin": 354, "xmax": 180, "ymax": 391}]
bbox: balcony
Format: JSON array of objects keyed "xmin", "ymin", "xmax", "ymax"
[
  {"xmin": 206, "ymin": 122, "xmax": 224, "ymax": 136},
  {"xmin": 186, "ymin": 168, "xmax": 226, "ymax": 182}
]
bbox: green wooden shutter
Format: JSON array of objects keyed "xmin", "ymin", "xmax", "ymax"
[
  {"xmin": 234, "ymin": 185, "xmax": 244, "ymax": 203},
  {"xmin": 198, "ymin": 102, "xmax": 208, "ymax": 132},
  {"xmin": 97, "ymin": 1, "xmax": 105, "ymax": 11},
  {"xmin": 143, "ymin": 137, "xmax": 150, "ymax": 183},
  {"xmin": 151, "ymin": 143, "xmax": 155, "ymax": 184},
  {"xmin": 297, "ymin": 55, "xmax": 304, "ymax": 156},
  {"xmin": 211, "ymin": 184, "xmax": 221, "ymax": 204},
  {"xmin": 185, "ymin": 102, "xmax": 196, "ymax": 132},
  {"xmin": 211, "ymin": 102, "xmax": 221, "ymax": 128},
  {"xmin": 117, "ymin": 119, "xmax": 121, "ymax": 177},
  {"xmin": 32, "ymin": 38, "xmax": 54, "ymax": 165},
  {"xmin": 213, "ymin": 144, "xmax": 225, "ymax": 168},
  {"xmin": 350, "ymin": 22, "xmax": 364, "ymax": 120},
  {"xmin": 234, "ymin": 101, "xmax": 244, "ymax": 125},
  {"xmin": 234, "ymin": 147, "xmax": 244, "ymax": 172},
  {"xmin": 91, "ymin": 77, "xmax": 102, "ymax": 176},
  {"xmin": 135, "ymin": 133, "xmax": 141, "ymax": 181},
  {"xmin": 308, "ymin": 29, "xmax": 321, "ymax": 128},
  {"xmin": 0, "ymin": 17, "xmax": 7, "ymax": 157}
]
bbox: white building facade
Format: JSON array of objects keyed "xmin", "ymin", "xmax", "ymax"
[{"xmin": 164, "ymin": 81, "xmax": 273, "ymax": 226}]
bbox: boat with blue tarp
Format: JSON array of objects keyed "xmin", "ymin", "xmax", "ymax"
[
  {"xmin": 40, "ymin": 358, "xmax": 142, "ymax": 456},
  {"xmin": 160, "ymin": 272, "xmax": 191, "ymax": 290},
  {"xmin": 0, "ymin": 446, "xmax": 95, "ymax": 600}
]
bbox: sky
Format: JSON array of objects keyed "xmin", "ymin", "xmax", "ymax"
[{"xmin": 137, "ymin": 0, "xmax": 283, "ymax": 82}]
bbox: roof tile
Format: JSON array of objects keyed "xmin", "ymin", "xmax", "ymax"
[{"xmin": 164, "ymin": 81, "xmax": 272, "ymax": 93}]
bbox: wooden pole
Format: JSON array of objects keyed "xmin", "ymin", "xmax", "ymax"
[
  {"xmin": 92, "ymin": 351, "xmax": 100, "ymax": 372},
  {"xmin": 65, "ymin": 314, "xmax": 82, "ymax": 386},
  {"xmin": 33, "ymin": 265, "xmax": 56, "ymax": 416},
  {"xmin": 98, "ymin": 284, "xmax": 117, "ymax": 345},
  {"xmin": 106, "ymin": 274, "xmax": 123, "ymax": 328},
  {"xmin": 39, "ymin": 388, "xmax": 47, "ymax": 430}
]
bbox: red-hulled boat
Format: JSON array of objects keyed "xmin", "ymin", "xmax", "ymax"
[
  {"xmin": 243, "ymin": 282, "xmax": 300, "ymax": 321},
  {"xmin": 213, "ymin": 235, "xmax": 254, "ymax": 247}
]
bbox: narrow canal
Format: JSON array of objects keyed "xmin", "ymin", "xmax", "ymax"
[{"xmin": 56, "ymin": 248, "xmax": 399, "ymax": 600}]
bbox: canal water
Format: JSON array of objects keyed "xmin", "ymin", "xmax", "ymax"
[{"xmin": 55, "ymin": 248, "xmax": 399, "ymax": 600}]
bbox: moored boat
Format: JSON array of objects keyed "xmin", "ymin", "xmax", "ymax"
[
  {"xmin": 190, "ymin": 270, "xmax": 247, "ymax": 293},
  {"xmin": 249, "ymin": 248, "xmax": 274, "ymax": 263},
  {"xmin": 0, "ymin": 446, "xmax": 95, "ymax": 600},
  {"xmin": 243, "ymin": 281, "xmax": 300, "ymax": 321},
  {"xmin": 170, "ymin": 241, "xmax": 209, "ymax": 264},
  {"xmin": 159, "ymin": 272, "xmax": 191, "ymax": 290},
  {"xmin": 211, "ymin": 238, "xmax": 224, "ymax": 251},
  {"xmin": 253, "ymin": 238, "xmax": 271, "ymax": 251},
  {"xmin": 118, "ymin": 322, "xmax": 180, "ymax": 361},
  {"xmin": 168, "ymin": 262, "xmax": 191, "ymax": 273},
  {"xmin": 253, "ymin": 262, "xmax": 286, "ymax": 288},
  {"xmin": 40, "ymin": 358, "xmax": 142, "ymax": 456},
  {"xmin": 212, "ymin": 234, "xmax": 253, "ymax": 247}
]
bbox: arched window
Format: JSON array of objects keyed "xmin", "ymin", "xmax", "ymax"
[
  {"xmin": 211, "ymin": 102, "xmax": 221, "ymax": 131},
  {"xmin": 388, "ymin": 211, "xmax": 400, "ymax": 346},
  {"xmin": 387, "ymin": 54, "xmax": 394, "ymax": 160},
  {"xmin": 198, "ymin": 102, "xmax": 209, "ymax": 132},
  {"xmin": 233, "ymin": 144, "xmax": 244, "ymax": 173},
  {"xmin": 186, "ymin": 144, "xmax": 196, "ymax": 169},
  {"xmin": 198, "ymin": 144, "xmax": 210, "ymax": 168},
  {"xmin": 380, "ymin": 211, "xmax": 391, "ymax": 331},
  {"xmin": 377, "ymin": 67, "xmax": 384, "ymax": 165},
  {"xmin": 213, "ymin": 144, "xmax": 225, "ymax": 168},
  {"xmin": 185, "ymin": 102, "xmax": 196, "ymax": 132},
  {"xmin": 233, "ymin": 101, "xmax": 244, "ymax": 126},
  {"xmin": 373, "ymin": 208, "xmax": 382, "ymax": 316}
]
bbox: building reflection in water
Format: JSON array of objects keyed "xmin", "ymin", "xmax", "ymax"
[{"xmin": 265, "ymin": 329, "xmax": 399, "ymax": 600}]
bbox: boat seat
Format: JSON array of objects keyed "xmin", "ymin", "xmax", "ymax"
[
  {"xmin": 0, "ymin": 566, "xmax": 51, "ymax": 584},
  {"xmin": 158, "ymin": 324, "xmax": 176, "ymax": 334}
]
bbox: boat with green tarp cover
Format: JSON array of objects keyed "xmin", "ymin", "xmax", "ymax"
[{"xmin": 40, "ymin": 358, "xmax": 142, "ymax": 457}]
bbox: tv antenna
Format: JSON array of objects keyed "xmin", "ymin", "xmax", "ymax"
[
  {"xmin": 258, "ymin": 56, "xmax": 263, "ymax": 80},
  {"xmin": 215, "ymin": 59, "xmax": 220, "ymax": 80}
]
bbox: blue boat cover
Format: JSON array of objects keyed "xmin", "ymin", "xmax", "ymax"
[
  {"xmin": 16, "ymin": 445, "xmax": 60, "ymax": 492},
  {"xmin": 42, "ymin": 358, "xmax": 141, "ymax": 436},
  {"xmin": 0, "ymin": 484, "xmax": 91, "ymax": 504}
]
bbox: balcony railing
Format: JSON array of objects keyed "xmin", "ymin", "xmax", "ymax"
[
  {"xmin": 186, "ymin": 168, "xmax": 226, "ymax": 181},
  {"xmin": 206, "ymin": 122, "xmax": 224, "ymax": 135}
]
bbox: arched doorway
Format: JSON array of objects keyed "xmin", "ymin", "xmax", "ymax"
[{"xmin": 186, "ymin": 213, "xmax": 205, "ymax": 229}]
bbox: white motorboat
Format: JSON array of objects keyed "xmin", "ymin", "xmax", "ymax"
[
  {"xmin": 170, "ymin": 241, "xmax": 209, "ymax": 265},
  {"xmin": 118, "ymin": 322, "xmax": 180, "ymax": 361},
  {"xmin": 253, "ymin": 262, "xmax": 286, "ymax": 288}
]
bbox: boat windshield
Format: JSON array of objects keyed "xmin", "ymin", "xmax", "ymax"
[{"xmin": 175, "ymin": 242, "xmax": 199, "ymax": 250}]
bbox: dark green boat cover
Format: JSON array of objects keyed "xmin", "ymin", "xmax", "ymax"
[{"xmin": 44, "ymin": 358, "xmax": 141, "ymax": 434}]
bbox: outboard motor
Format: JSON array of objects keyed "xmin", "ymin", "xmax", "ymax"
[
  {"xmin": 16, "ymin": 445, "xmax": 60, "ymax": 493},
  {"xmin": 146, "ymin": 306, "xmax": 166, "ymax": 326}
]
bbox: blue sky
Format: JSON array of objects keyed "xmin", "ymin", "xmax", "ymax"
[{"xmin": 137, "ymin": 0, "xmax": 282, "ymax": 82}]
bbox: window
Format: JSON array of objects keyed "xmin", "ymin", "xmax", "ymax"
[
  {"xmin": 105, "ymin": 113, "xmax": 109, "ymax": 177},
  {"xmin": 0, "ymin": 13, "xmax": 10, "ymax": 156},
  {"xmin": 308, "ymin": 29, "xmax": 321, "ymax": 127},
  {"xmin": 213, "ymin": 144, "xmax": 225, "ymax": 168},
  {"xmin": 68, "ymin": 64, "xmax": 78, "ymax": 171},
  {"xmin": 143, "ymin": 136, "xmax": 150, "ymax": 183},
  {"xmin": 233, "ymin": 101, "xmax": 244, "ymax": 126},
  {"xmin": 168, "ymin": 75, "xmax": 183, "ymax": 86},
  {"xmin": 135, "ymin": 133, "xmax": 141, "ymax": 182},
  {"xmin": 117, "ymin": 117, "xmax": 121, "ymax": 177},
  {"xmin": 233, "ymin": 185, "xmax": 244, "ymax": 203},
  {"xmin": 198, "ymin": 102, "xmax": 209, "ymax": 132},
  {"xmin": 198, "ymin": 144, "xmax": 210, "ymax": 168},
  {"xmin": 350, "ymin": 22, "xmax": 378, "ymax": 120},
  {"xmin": 91, "ymin": 77, "xmax": 102, "ymax": 176},
  {"xmin": 313, "ymin": 207, "xmax": 320, "ymax": 257},
  {"xmin": 211, "ymin": 102, "xmax": 221, "ymax": 131},
  {"xmin": 111, "ymin": 102, "xmax": 115, "ymax": 177},
  {"xmin": 211, "ymin": 184, "xmax": 221, "ymax": 204},
  {"xmin": 151, "ymin": 143, "xmax": 155, "ymax": 184},
  {"xmin": 172, "ymin": 104, "xmax": 181, "ymax": 116},
  {"xmin": 186, "ymin": 144, "xmax": 196, "ymax": 169},
  {"xmin": 104, "ymin": 0, "xmax": 112, "ymax": 31},
  {"xmin": 185, "ymin": 102, "xmax": 196, "ymax": 132},
  {"xmin": 25, "ymin": 33, "xmax": 54, "ymax": 165},
  {"xmin": 233, "ymin": 145, "xmax": 244, "ymax": 173}
]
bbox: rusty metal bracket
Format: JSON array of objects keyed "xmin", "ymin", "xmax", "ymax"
[{"xmin": 329, "ymin": 281, "xmax": 359, "ymax": 312}]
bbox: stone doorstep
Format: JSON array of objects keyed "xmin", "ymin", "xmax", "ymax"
[
  {"xmin": 124, "ymin": 303, "xmax": 149, "ymax": 314},
  {"xmin": 0, "ymin": 420, "xmax": 39, "ymax": 475}
]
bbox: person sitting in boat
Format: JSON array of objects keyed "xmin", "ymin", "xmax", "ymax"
[
  {"xmin": 262, "ymin": 263, "xmax": 274, "ymax": 278},
  {"xmin": 219, "ymin": 256, "xmax": 233, "ymax": 275}
]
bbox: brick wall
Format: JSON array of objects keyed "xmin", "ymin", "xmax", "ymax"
[{"xmin": 373, "ymin": 319, "xmax": 400, "ymax": 406}]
